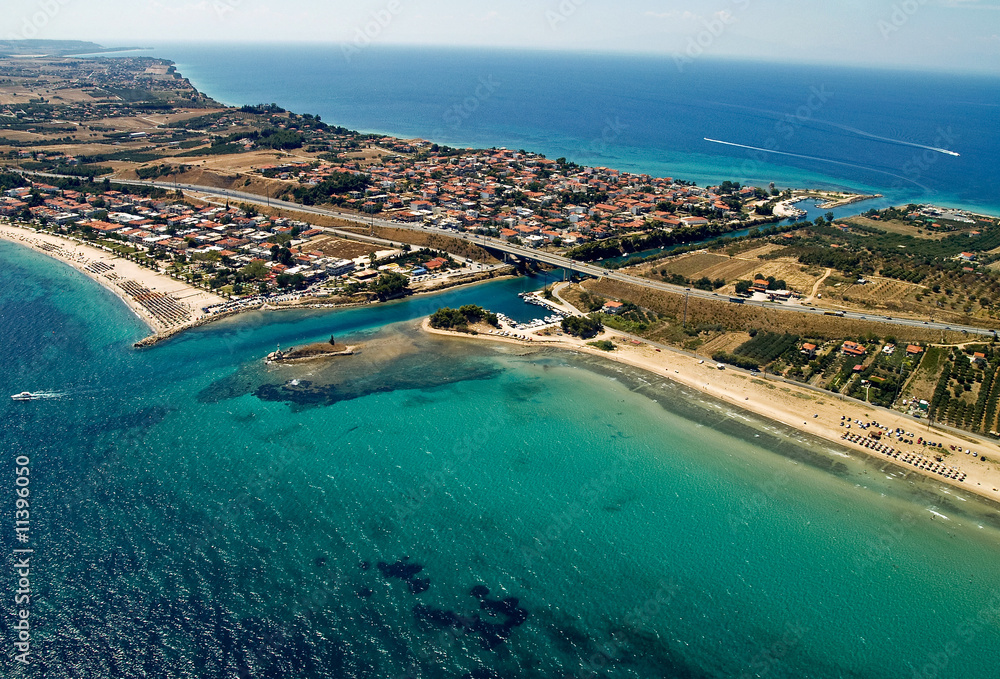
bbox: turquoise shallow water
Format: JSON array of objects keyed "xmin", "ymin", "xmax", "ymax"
[{"xmin": 3, "ymin": 239, "xmax": 1000, "ymax": 678}]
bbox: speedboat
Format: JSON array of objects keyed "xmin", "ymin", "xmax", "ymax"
[{"xmin": 11, "ymin": 392, "xmax": 39, "ymax": 401}]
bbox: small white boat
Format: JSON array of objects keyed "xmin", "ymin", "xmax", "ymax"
[{"xmin": 11, "ymin": 392, "xmax": 40, "ymax": 401}]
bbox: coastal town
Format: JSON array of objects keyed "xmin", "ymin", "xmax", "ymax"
[
  {"xmin": 0, "ymin": 175, "xmax": 501, "ymax": 344},
  {"xmin": 1, "ymin": 54, "xmax": 867, "ymax": 261}
]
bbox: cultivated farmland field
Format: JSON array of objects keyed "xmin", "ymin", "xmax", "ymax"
[
  {"xmin": 649, "ymin": 252, "xmax": 729, "ymax": 278},
  {"xmin": 829, "ymin": 277, "xmax": 925, "ymax": 309}
]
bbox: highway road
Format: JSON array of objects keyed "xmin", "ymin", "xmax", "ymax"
[{"xmin": 33, "ymin": 173, "xmax": 1000, "ymax": 338}]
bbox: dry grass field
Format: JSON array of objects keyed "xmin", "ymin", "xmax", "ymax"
[
  {"xmin": 583, "ymin": 278, "xmax": 971, "ymax": 345},
  {"xmin": 698, "ymin": 332, "xmax": 751, "ymax": 356},
  {"xmin": 306, "ymin": 236, "xmax": 377, "ymax": 260},
  {"xmin": 634, "ymin": 248, "xmax": 824, "ymax": 296},
  {"xmin": 651, "ymin": 252, "xmax": 729, "ymax": 278},
  {"xmin": 353, "ymin": 226, "xmax": 500, "ymax": 264},
  {"xmin": 737, "ymin": 244, "xmax": 787, "ymax": 259}
]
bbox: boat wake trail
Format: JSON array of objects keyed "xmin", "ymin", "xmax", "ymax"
[
  {"xmin": 703, "ymin": 138, "xmax": 930, "ymax": 191},
  {"xmin": 704, "ymin": 101, "xmax": 961, "ymax": 156},
  {"xmin": 33, "ymin": 391, "xmax": 66, "ymax": 400},
  {"xmin": 826, "ymin": 122, "xmax": 959, "ymax": 157}
]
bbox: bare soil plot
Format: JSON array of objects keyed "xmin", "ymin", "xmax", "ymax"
[
  {"xmin": 833, "ymin": 277, "xmax": 924, "ymax": 309},
  {"xmin": 699, "ymin": 332, "xmax": 752, "ymax": 356},
  {"xmin": 0, "ymin": 130, "xmax": 47, "ymax": 143},
  {"xmin": 735, "ymin": 244, "xmax": 786, "ymax": 259},
  {"xmin": 190, "ymin": 151, "xmax": 295, "ymax": 174},
  {"xmin": 651, "ymin": 252, "xmax": 729, "ymax": 278},
  {"xmin": 739, "ymin": 260, "xmax": 822, "ymax": 293},
  {"xmin": 901, "ymin": 346, "xmax": 948, "ymax": 402},
  {"xmin": 306, "ymin": 236, "xmax": 377, "ymax": 260},
  {"xmin": 688, "ymin": 257, "xmax": 762, "ymax": 282}
]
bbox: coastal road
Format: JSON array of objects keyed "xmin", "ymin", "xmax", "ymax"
[{"xmin": 25, "ymin": 172, "xmax": 1000, "ymax": 338}]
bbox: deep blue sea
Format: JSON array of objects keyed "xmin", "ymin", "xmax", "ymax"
[
  {"xmin": 4, "ymin": 236, "xmax": 1000, "ymax": 678},
  {"xmin": 132, "ymin": 44, "xmax": 1000, "ymax": 216}
]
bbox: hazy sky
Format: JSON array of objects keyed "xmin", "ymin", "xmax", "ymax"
[{"xmin": 3, "ymin": 0, "xmax": 999, "ymax": 73}]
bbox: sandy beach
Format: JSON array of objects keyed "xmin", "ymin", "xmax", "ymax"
[
  {"xmin": 422, "ymin": 299, "xmax": 1000, "ymax": 506},
  {"xmin": 0, "ymin": 222, "xmax": 225, "ymax": 341}
]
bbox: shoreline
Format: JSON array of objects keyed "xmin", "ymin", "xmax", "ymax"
[
  {"xmin": 9, "ymin": 216, "xmax": 1000, "ymax": 506},
  {"xmin": 0, "ymin": 221, "xmax": 519, "ymax": 347},
  {"xmin": 421, "ymin": 316, "xmax": 1000, "ymax": 508},
  {"xmin": 0, "ymin": 222, "xmax": 226, "ymax": 343}
]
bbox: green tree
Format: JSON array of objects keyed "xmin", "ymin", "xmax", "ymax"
[
  {"xmin": 276, "ymin": 273, "xmax": 306, "ymax": 290},
  {"xmin": 239, "ymin": 260, "xmax": 268, "ymax": 280},
  {"xmin": 370, "ymin": 272, "xmax": 408, "ymax": 300},
  {"xmin": 561, "ymin": 315, "xmax": 603, "ymax": 339}
]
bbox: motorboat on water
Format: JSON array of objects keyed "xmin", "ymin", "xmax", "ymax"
[{"xmin": 11, "ymin": 392, "xmax": 40, "ymax": 401}]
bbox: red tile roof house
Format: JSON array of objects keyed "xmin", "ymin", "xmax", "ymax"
[
  {"xmin": 86, "ymin": 220, "xmax": 125, "ymax": 234},
  {"xmin": 801, "ymin": 343, "xmax": 817, "ymax": 357},
  {"xmin": 0, "ymin": 199, "xmax": 26, "ymax": 216},
  {"xmin": 842, "ymin": 341, "xmax": 866, "ymax": 357},
  {"xmin": 602, "ymin": 301, "xmax": 624, "ymax": 314}
]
